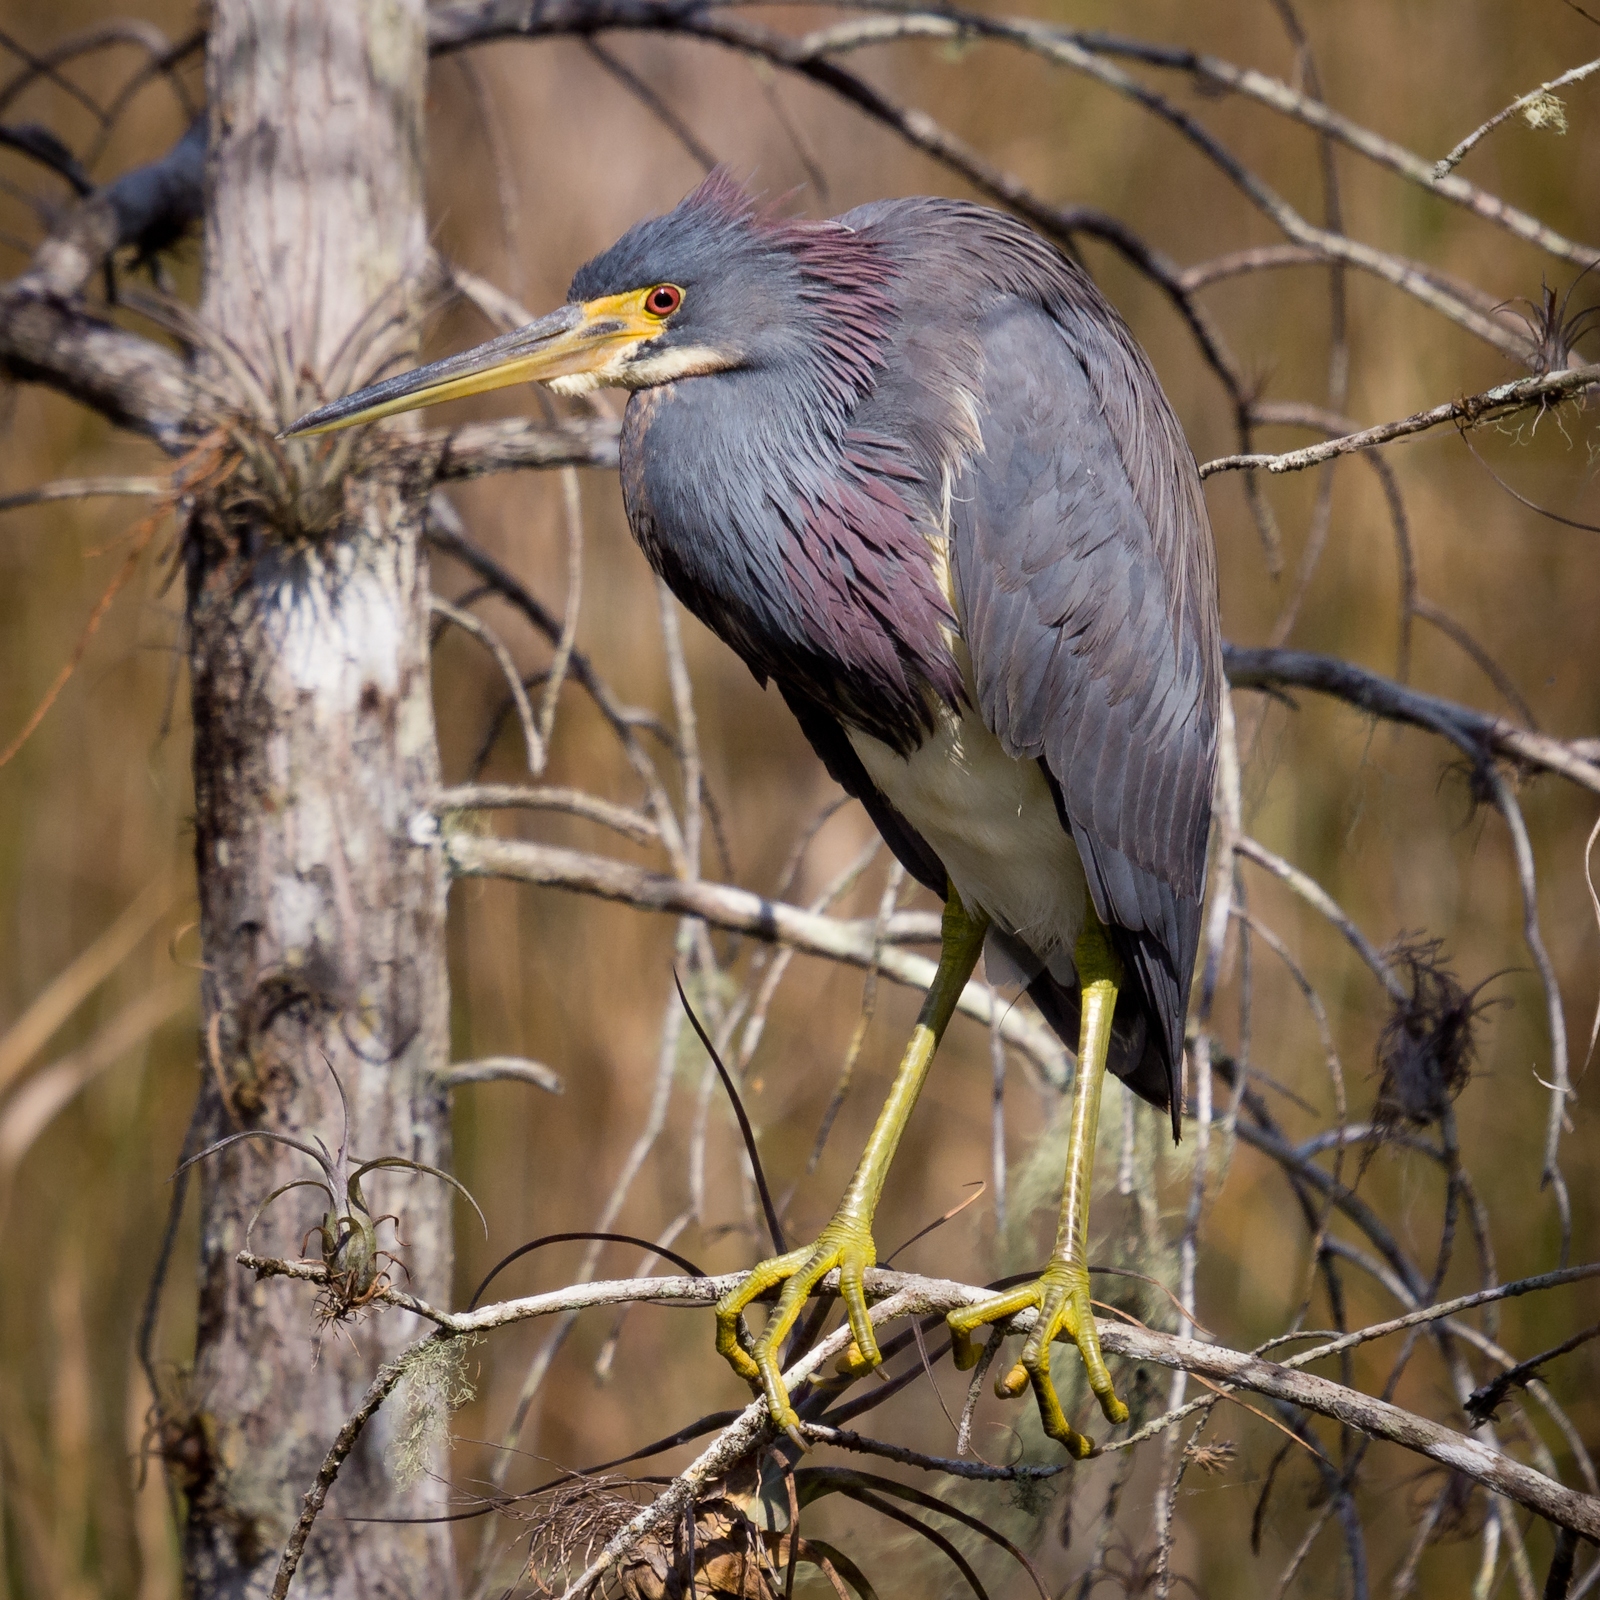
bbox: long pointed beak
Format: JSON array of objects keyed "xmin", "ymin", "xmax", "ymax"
[{"xmin": 282, "ymin": 298, "xmax": 647, "ymax": 438}]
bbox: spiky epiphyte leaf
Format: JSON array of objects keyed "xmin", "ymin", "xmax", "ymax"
[{"xmin": 171, "ymin": 1057, "xmax": 485, "ymax": 1317}]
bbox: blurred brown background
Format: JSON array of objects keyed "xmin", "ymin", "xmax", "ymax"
[{"xmin": 1, "ymin": 1, "xmax": 1598, "ymax": 1595}]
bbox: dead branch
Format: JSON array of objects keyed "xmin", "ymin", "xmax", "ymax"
[
  {"xmin": 1123, "ymin": 32, "xmax": 1598, "ymax": 266},
  {"xmin": 0, "ymin": 121, "xmax": 91, "ymax": 194},
  {"xmin": 437, "ymin": 830, "xmax": 1067, "ymax": 1077},
  {"xmin": 437, "ymin": 1056, "xmax": 565, "ymax": 1094},
  {"xmin": 0, "ymin": 18, "xmax": 189, "ymax": 120},
  {"xmin": 778, "ymin": 11, "xmax": 1600, "ymax": 270},
  {"xmin": 1467, "ymin": 1322, "xmax": 1600, "ymax": 1425},
  {"xmin": 1484, "ymin": 766, "xmax": 1575, "ymax": 1265},
  {"xmin": 430, "ymin": 3, "xmax": 1559, "ymax": 357},
  {"xmin": 268, "ymin": 1345, "xmax": 420, "ymax": 1600},
  {"xmin": 0, "ymin": 473, "xmax": 165, "ymax": 512},
  {"xmin": 0, "ymin": 291, "xmax": 199, "ymax": 446},
  {"xmin": 1235, "ymin": 835, "xmax": 1406, "ymax": 1002},
  {"xmin": 1412, "ymin": 596, "xmax": 1540, "ymax": 729},
  {"xmin": 1201, "ymin": 362, "xmax": 1600, "ymax": 477},
  {"xmin": 1177, "ymin": 244, "xmax": 1330, "ymax": 291},
  {"xmin": 0, "ymin": 116, "xmax": 206, "ymax": 443},
  {"xmin": 1436, "ymin": 56, "xmax": 1600, "ymax": 177},
  {"xmin": 430, "ymin": 596, "xmax": 543, "ymax": 774},
  {"xmin": 239, "ymin": 1250, "xmax": 1600, "ymax": 1552},
  {"xmin": 584, "ymin": 36, "xmax": 719, "ymax": 171},
  {"xmin": 7, "ymin": 9, "xmax": 1596, "ymax": 1595},
  {"xmin": 17, "ymin": 115, "xmax": 203, "ymax": 297},
  {"xmin": 797, "ymin": 1421, "xmax": 1063, "ymax": 1482},
  {"xmin": 434, "ymin": 782, "xmax": 659, "ymax": 845},
  {"xmin": 1222, "ymin": 644, "xmax": 1600, "ymax": 795},
  {"xmin": 426, "ymin": 0, "xmax": 1259, "ymax": 451},
  {"xmin": 81, "ymin": 28, "xmax": 203, "ymax": 167}
]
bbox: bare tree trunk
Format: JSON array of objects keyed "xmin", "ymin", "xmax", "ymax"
[{"xmin": 182, "ymin": 4, "xmax": 456, "ymax": 1596}]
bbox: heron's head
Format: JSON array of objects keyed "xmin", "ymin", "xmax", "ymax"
[{"xmin": 285, "ymin": 171, "xmax": 892, "ymax": 438}]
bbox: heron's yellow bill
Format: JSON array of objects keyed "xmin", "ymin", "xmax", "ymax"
[{"xmin": 280, "ymin": 290, "xmax": 666, "ymax": 438}]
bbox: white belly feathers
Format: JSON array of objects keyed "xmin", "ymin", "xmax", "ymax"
[{"xmin": 847, "ymin": 696, "xmax": 1087, "ymax": 983}]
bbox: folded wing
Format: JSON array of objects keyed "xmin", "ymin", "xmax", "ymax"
[{"xmin": 953, "ymin": 298, "xmax": 1221, "ymax": 1137}]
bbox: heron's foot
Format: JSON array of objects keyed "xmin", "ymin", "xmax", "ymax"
[
  {"xmin": 715, "ymin": 1213, "xmax": 880, "ymax": 1442},
  {"xmin": 947, "ymin": 1257, "xmax": 1128, "ymax": 1459}
]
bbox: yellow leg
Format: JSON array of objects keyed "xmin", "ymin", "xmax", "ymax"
[
  {"xmin": 716, "ymin": 886, "xmax": 988, "ymax": 1442},
  {"xmin": 947, "ymin": 899, "xmax": 1129, "ymax": 1458}
]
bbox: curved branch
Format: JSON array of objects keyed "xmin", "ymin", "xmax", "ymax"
[
  {"xmin": 769, "ymin": 9, "xmax": 1600, "ymax": 271},
  {"xmin": 1234, "ymin": 835, "xmax": 1405, "ymax": 1002},
  {"xmin": 434, "ymin": 782, "xmax": 659, "ymax": 844},
  {"xmin": 437, "ymin": 830, "xmax": 1067, "ymax": 1078},
  {"xmin": 431, "ymin": 3, "xmax": 1599, "ymax": 274},
  {"xmin": 428, "ymin": 0, "xmax": 1246, "ymax": 415},
  {"xmin": 0, "ymin": 473, "xmax": 165, "ymax": 513},
  {"xmin": 1223, "ymin": 644, "xmax": 1600, "ymax": 795},
  {"xmin": 1436, "ymin": 57, "xmax": 1600, "ymax": 178},
  {"xmin": 268, "ymin": 1344, "xmax": 421, "ymax": 1600},
  {"xmin": 239, "ymin": 1250, "xmax": 1600, "ymax": 1543},
  {"xmin": 0, "ymin": 118, "xmax": 206, "ymax": 444},
  {"xmin": 18, "ymin": 116, "xmax": 203, "ymax": 298},
  {"xmin": 430, "ymin": 596, "xmax": 543, "ymax": 774},
  {"xmin": 436, "ymin": 1056, "xmax": 565, "ymax": 1094},
  {"xmin": 0, "ymin": 19, "xmax": 189, "ymax": 121},
  {"xmin": 430, "ymin": 3, "xmax": 1545, "ymax": 357},
  {"xmin": 1201, "ymin": 363, "xmax": 1600, "ymax": 477}
]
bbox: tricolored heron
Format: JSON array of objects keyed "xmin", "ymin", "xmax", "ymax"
[{"xmin": 289, "ymin": 172, "xmax": 1220, "ymax": 1457}]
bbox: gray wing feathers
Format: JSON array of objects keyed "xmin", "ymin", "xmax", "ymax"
[{"xmin": 954, "ymin": 300, "xmax": 1219, "ymax": 1129}]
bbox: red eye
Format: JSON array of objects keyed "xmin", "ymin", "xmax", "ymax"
[{"xmin": 644, "ymin": 284, "xmax": 683, "ymax": 317}]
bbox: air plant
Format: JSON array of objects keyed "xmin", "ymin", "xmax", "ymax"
[
  {"xmin": 133, "ymin": 266, "xmax": 431, "ymax": 544},
  {"xmin": 1501, "ymin": 264, "xmax": 1600, "ymax": 379},
  {"xmin": 174, "ymin": 1058, "xmax": 485, "ymax": 1317}
]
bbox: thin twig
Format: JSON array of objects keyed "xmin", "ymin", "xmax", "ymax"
[
  {"xmin": 269, "ymin": 1341, "xmax": 422, "ymax": 1600},
  {"xmin": 584, "ymin": 37, "xmax": 718, "ymax": 171},
  {"xmin": 1435, "ymin": 58, "xmax": 1600, "ymax": 177},
  {"xmin": 537, "ymin": 468, "xmax": 584, "ymax": 755},
  {"xmin": 434, "ymin": 783, "xmax": 658, "ymax": 845},
  {"xmin": 1413, "ymin": 597, "xmax": 1540, "ymax": 730},
  {"xmin": 1484, "ymin": 766, "xmax": 1574, "ymax": 1266},
  {"xmin": 1467, "ymin": 1322, "xmax": 1600, "ymax": 1425},
  {"xmin": 800, "ymin": 1422, "xmax": 1061, "ymax": 1481},
  {"xmin": 431, "ymin": 595, "xmax": 543, "ymax": 774},
  {"xmin": 1200, "ymin": 363, "xmax": 1600, "ymax": 477},
  {"xmin": 774, "ymin": 7, "xmax": 1600, "ymax": 268},
  {"xmin": 0, "ymin": 474, "xmax": 166, "ymax": 512},
  {"xmin": 1234, "ymin": 836, "xmax": 1404, "ymax": 1002}
]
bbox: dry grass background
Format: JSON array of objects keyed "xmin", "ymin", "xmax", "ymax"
[{"xmin": 1, "ymin": 0, "xmax": 1598, "ymax": 1595}]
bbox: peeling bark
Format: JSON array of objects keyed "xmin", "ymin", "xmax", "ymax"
[{"xmin": 183, "ymin": 4, "xmax": 456, "ymax": 1597}]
